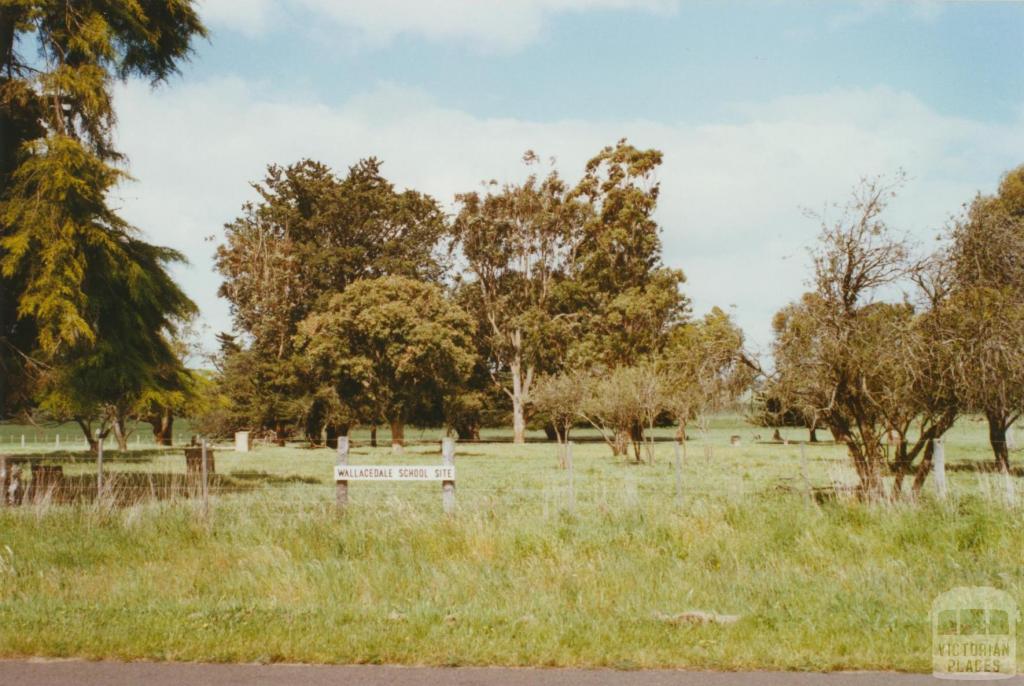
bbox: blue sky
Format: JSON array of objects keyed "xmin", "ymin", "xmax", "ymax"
[
  {"xmin": 110, "ymin": 1, "xmax": 1024, "ymax": 355},
  {"xmin": 188, "ymin": 2, "xmax": 1023, "ymax": 125}
]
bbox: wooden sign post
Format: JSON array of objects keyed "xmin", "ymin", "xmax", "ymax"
[{"xmin": 333, "ymin": 437, "xmax": 456, "ymax": 513}]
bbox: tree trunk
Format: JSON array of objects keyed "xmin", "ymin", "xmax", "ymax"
[
  {"xmin": 112, "ymin": 415, "xmax": 129, "ymax": 452},
  {"xmin": 0, "ymin": 7, "xmax": 23, "ymax": 180},
  {"xmin": 390, "ymin": 419, "xmax": 405, "ymax": 454},
  {"xmin": 629, "ymin": 421, "xmax": 644, "ymax": 463},
  {"xmin": 76, "ymin": 418, "xmax": 99, "ymax": 454},
  {"xmin": 509, "ymin": 344, "xmax": 532, "ymax": 445},
  {"xmin": 910, "ymin": 439, "xmax": 936, "ymax": 497},
  {"xmin": 543, "ymin": 423, "xmax": 558, "ymax": 441},
  {"xmin": 512, "ymin": 397, "xmax": 527, "ymax": 444},
  {"xmin": 612, "ymin": 429, "xmax": 629, "ymax": 457},
  {"xmin": 370, "ymin": 426, "xmax": 377, "ymax": 448},
  {"xmin": 452, "ymin": 412, "xmax": 482, "ymax": 441},
  {"xmin": 675, "ymin": 420, "xmax": 687, "ymax": 442},
  {"xmin": 842, "ymin": 431, "xmax": 886, "ymax": 501},
  {"xmin": 149, "ymin": 410, "xmax": 173, "ymax": 446},
  {"xmin": 455, "ymin": 422, "xmax": 481, "ymax": 441},
  {"xmin": 987, "ymin": 411, "xmax": 1011, "ymax": 472},
  {"xmin": 808, "ymin": 427, "xmax": 818, "ymax": 443}
]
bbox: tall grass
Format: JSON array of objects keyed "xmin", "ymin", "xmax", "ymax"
[{"xmin": 0, "ymin": 416, "xmax": 1021, "ymax": 671}]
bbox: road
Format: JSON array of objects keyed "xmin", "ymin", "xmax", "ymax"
[{"xmin": 3, "ymin": 661, "xmax": 1022, "ymax": 685}]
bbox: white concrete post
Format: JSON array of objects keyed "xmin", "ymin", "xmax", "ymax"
[{"xmin": 442, "ymin": 438, "xmax": 456, "ymax": 514}]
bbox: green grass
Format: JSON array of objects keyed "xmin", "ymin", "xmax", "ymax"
[{"xmin": 0, "ymin": 415, "xmax": 1021, "ymax": 671}]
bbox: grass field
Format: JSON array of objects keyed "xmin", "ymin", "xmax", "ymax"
[{"xmin": 0, "ymin": 415, "xmax": 1021, "ymax": 671}]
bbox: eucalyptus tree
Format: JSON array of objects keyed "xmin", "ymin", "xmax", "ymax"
[
  {"xmin": 452, "ymin": 152, "xmax": 586, "ymax": 444},
  {"xmin": 568, "ymin": 140, "xmax": 689, "ymax": 368},
  {"xmin": 0, "ymin": 1, "xmax": 205, "ymax": 440}
]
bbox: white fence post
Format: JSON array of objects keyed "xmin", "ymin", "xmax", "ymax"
[
  {"xmin": 673, "ymin": 441, "xmax": 684, "ymax": 505},
  {"xmin": 442, "ymin": 438, "xmax": 456, "ymax": 514},
  {"xmin": 1003, "ymin": 465, "xmax": 1015, "ymax": 507},
  {"xmin": 800, "ymin": 442, "xmax": 813, "ymax": 500},
  {"xmin": 201, "ymin": 438, "xmax": 210, "ymax": 514},
  {"xmin": 933, "ymin": 439, "xmax": 947, "ymax": 501},
  {"xmin": 0, "ymin": 454, "xmax": 8, "ymax": 508},
  {"xmin": 336, "ymin": 436, "xmax": 349, "ymax": 511},
  {"xmin": 96, "ymin": 430, "xmax": 104, "ymax": 497},
  {"xmin": 566, "ymin": 441, "xmax": 575, "ymax": 513}
]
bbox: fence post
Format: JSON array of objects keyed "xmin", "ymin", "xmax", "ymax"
[
  {"xmin": 55, "ymin": 434, "xmax": 60, "ymax": 449},
  {"xmin": 800, "ymin": 443, "xmax": 813, "ymax": 499},
  {"xmin": 20, "ymin": 435, "xmax": 24, "ymax": 448},
  {"xmin": 1003, "ymin": 464, "xmax": 1015, "ymax": 507},
  {"xmin": 96, "ymin": 430, "xmax": 104, "ymax": 497},
  {"xmin": 0, "ymin": 454, "xmax": 8, "ymax": 507},
  {"xmin": 933, "ymin": 438, "xmax": 947, "ymax": 501},
  {"xmin": 442, "ymin": 438, "xmax": 456, "ymax": 514},
  {"xmin": 673, "ymin": 441, "xmax": 684, "ymax": 505},
  {"xmin": 336, "ymin": 436, "xmax": 349, "ymax": 511},
  {"xmin": 565, "ymin": 441, "xmax": 575, "ymax": 513},
  {"xmin": 201, "ymin": 438, "xmax": 210, "ymax": 514}
]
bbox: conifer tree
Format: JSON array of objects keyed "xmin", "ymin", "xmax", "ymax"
[{"xmin": 0, "ymin": 1, "xmax": 206, "ymax": 441}]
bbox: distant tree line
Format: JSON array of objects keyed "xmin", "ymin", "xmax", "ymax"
[{"xmin": 204, "ymin": 145, "xmax": 753, "ymax": 454}]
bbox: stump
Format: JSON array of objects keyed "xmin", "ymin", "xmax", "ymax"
[
  {"xmin": 184, "ymin": 447, "xmax": 215, "ymax": 475},
  {"xmin": 30, "ymin": 464, "xmax": 63, "ymax": 501}
]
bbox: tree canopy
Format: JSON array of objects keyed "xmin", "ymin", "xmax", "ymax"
[
  {"xmin": 0, "ymin": 1, "xmax": 205, "ymax": 443},
  {"xmin": 213, "ymin": 158, "xmax": 448, "ymax": 439},
  {"xmin": 297, "ymin": 276, "xmax": 476, "ymax": 451}
]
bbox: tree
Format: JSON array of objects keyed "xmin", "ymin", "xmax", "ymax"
[
  {"xmin": 568, "ymin": 140, "xmax": 689, "ymax": 367},
  {"xmin": 770, "ymin": 294, "xmax": 833, "ymax": 437},
  {"xmin": 770, "ymin": 174, "xmax": 952, "ymax": 499},
  {"xmin": 215, "ymin": 159, "xmax": 448, "ymax": 439},
  {"xmin": 532, "ymin": 370, "xmax": 588, "ymax": 445},
  {"xmin": 297, "ymin": 276, "xmax": 476, "ymax": 452},
  {"xmin": 452, "ymin": 153, "xmax": 584, "ymax": 444},
  {"xmin": 1, "ymin": 1, "xmax": 206, "ymax": 421},
  {"xmin": 576, "ymin": 363, "xmax": 664, "ymax": 462},
  {"xmin": 660, "ymin": 307, "xmax": 750, "ymax": 442},
  {"xmin": 945, "ymin": 171, "xmax": 1024, "ymax": 471}
]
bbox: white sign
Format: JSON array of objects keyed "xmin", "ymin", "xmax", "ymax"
[{"xmin": 334, "ymin": 465, "xmax": 455, "ymax": 482}]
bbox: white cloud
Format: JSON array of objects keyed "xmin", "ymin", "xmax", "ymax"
[
  {"xmin": 198, "ymin": 0, "xmax": 679, "ymax": 50},
  {"xmin": 111, "ymin": 78, "xmax": 1024, "ymax": 358},
  {"xmin": 196, "ymin": 0, "xmax": 278, "ymax": 38}
]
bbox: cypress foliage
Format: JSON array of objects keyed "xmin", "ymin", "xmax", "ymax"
[{"xmin": 0, "ymin": 1, "xmax": 206, "ymax": 433}]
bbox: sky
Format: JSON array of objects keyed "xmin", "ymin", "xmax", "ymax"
[{"xmin": 109, "ymin": 0, "xmax": 1024, "ymax": 358}]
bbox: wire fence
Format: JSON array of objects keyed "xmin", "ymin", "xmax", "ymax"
[{"xmin": 1, "ymin": 436, "xmax": 1021, "ymax": 515}]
